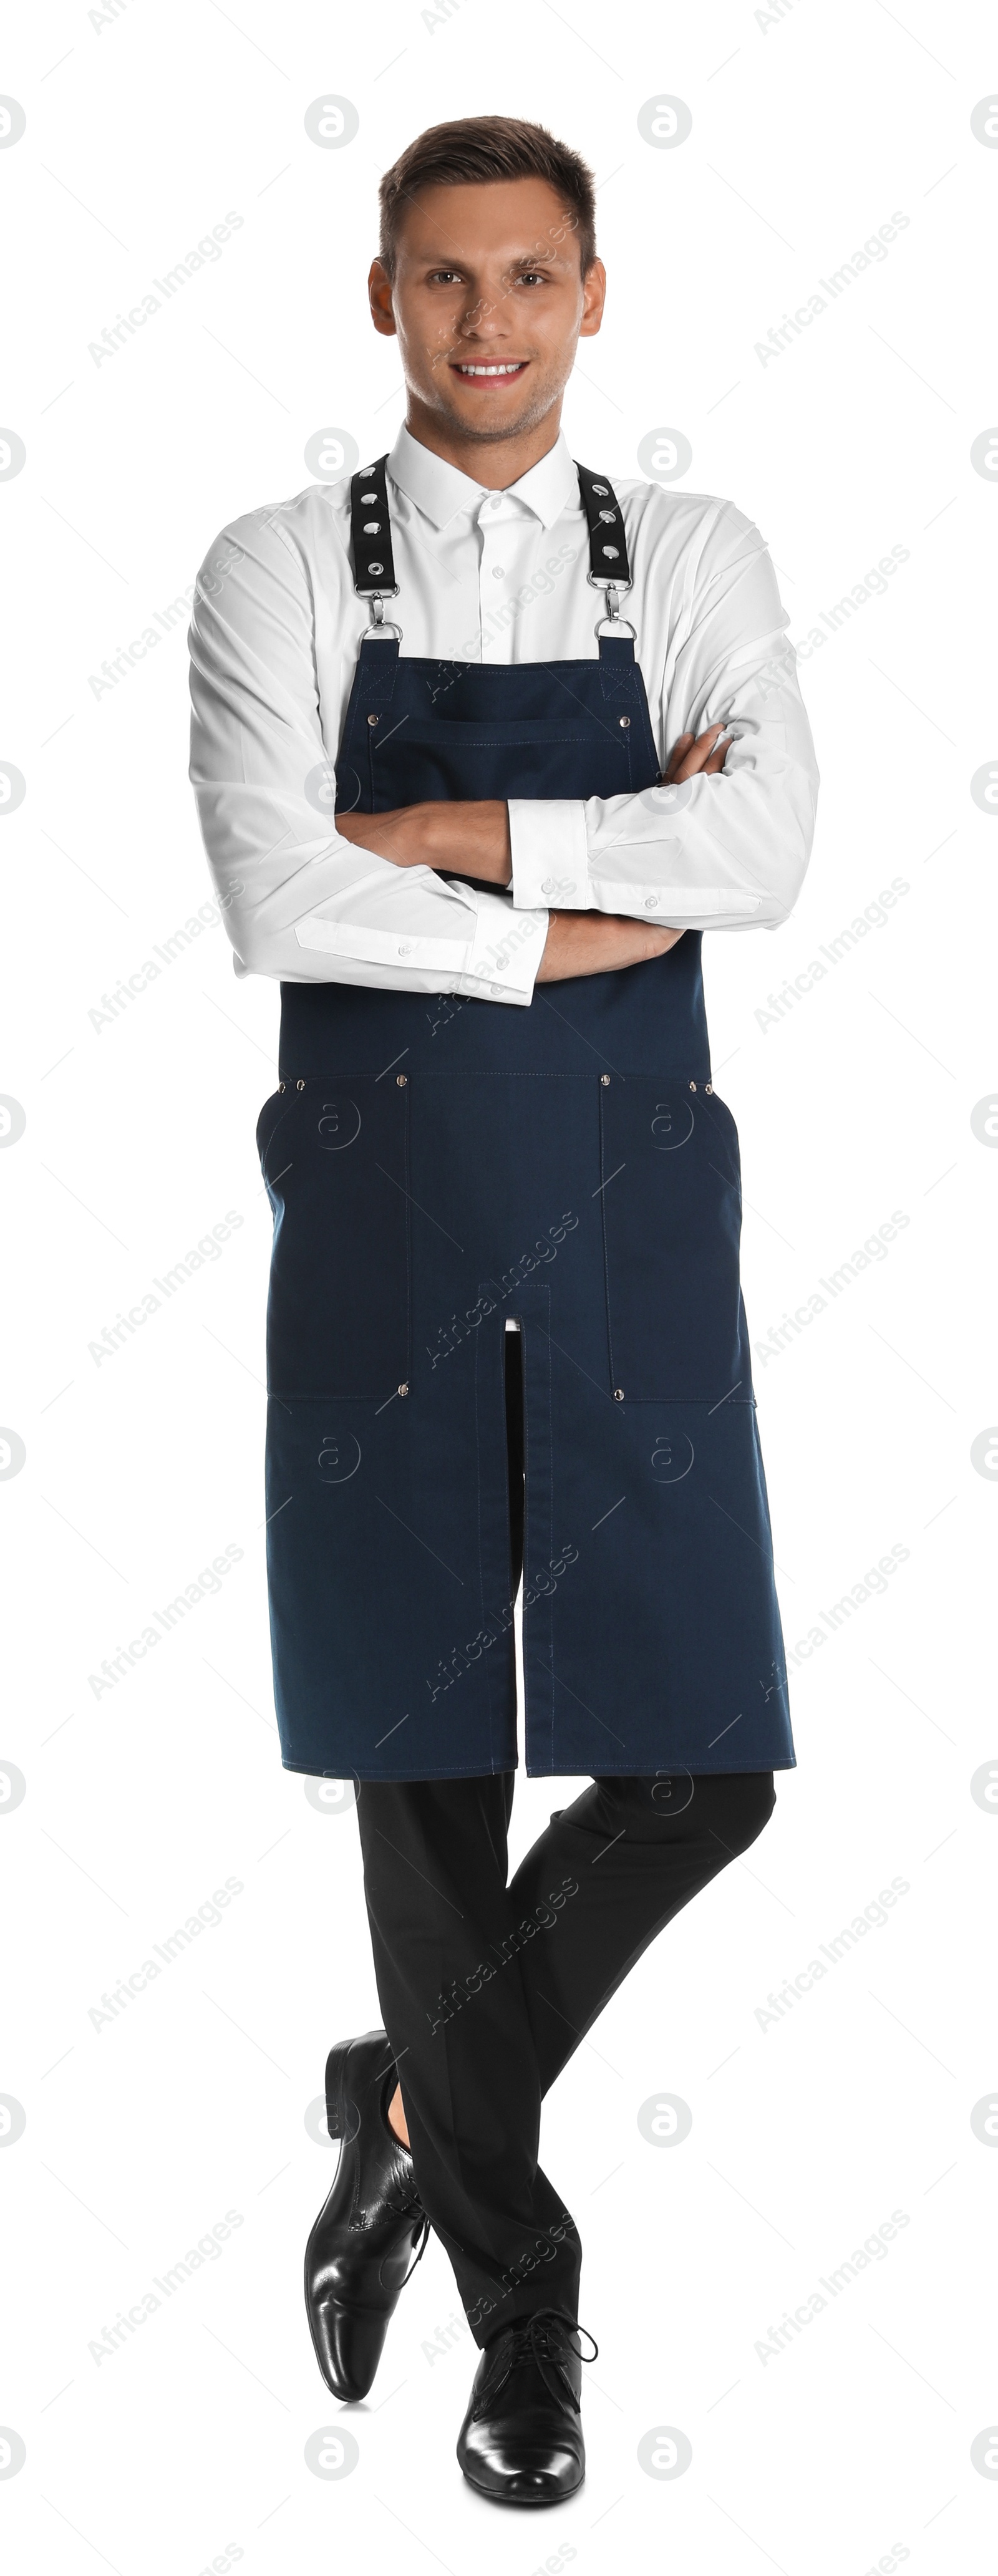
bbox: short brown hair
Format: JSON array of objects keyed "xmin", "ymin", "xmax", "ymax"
[{"xmin": 378, "ymin": 116, "xmax": 596, "ymax": 280}]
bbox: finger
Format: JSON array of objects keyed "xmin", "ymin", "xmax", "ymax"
[
  {"xmin": 661, "ymin": 730, "xmax": 694, "ymax": 785},
  {"xmin": 671, "ymin": 742, "xmax": 715, "ymax": 781},
  {"xmin": 694, "ymin": 723, "xmax": 729, "ymax": 760},
  {"xmin": 674, "ymin": 726, "xmax": 731, "ymax": 782}
]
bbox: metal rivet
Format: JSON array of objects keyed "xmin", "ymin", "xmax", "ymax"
[
  {"xmin": 602, "ymin": 544, "xmax": 620, "ymax": 559},
  {"xmin": 396, "ymin": 1073, "xmax": 407, "ymax": 1085},
  {"xmin": 705, "ymin": 1082, "xmax": 714, "ymax": 1093},
  {"xmin": 614, "ymin": 1387, "xmax": 625, "ymax": 1401},
  {"xmin": 593, "ymin": 482, "xmax": 609, "ymax": 495},
  {"xmin": 362, "ymin": 520, "xmax": 381, "ymax": 534},
  {"xmin": 297, "ymin": 1078, "xmax": 306, "ymax": 1092},
  {"xmin": 601, "ymin": 1073, "xmax": 611, "ymax": 1085},
  {"xmin": 368, "ymin": 559, "xmax": 384, "ymax": 575},
  {"xmin": 619, "ymin": 715, "xmax": 630, "ymax": 728},
  {"xmin": 689, "ymin": 1080, "xmax": 697, "ymax": 1092},
  {"xmin": 398, "ymin": 1383, "xmax": 409, "ymax": 1397},
  {"xmin": 367, "ymin": 713, "xmax": 379, "ymax": 726},
  {"xmin": 361, "ymin": 490, "xmax": 377, "ymax": 503},
  {"xmin": 598, "ymin": 509, "xmax": 617, "ymax": 523},
  {"xmin": 278, "ymin": 1080, "xmax": 286, "ymax": 1092}
]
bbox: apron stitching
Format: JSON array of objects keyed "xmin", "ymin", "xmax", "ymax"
[
  {"xmin": 475, "ymin": 1314, "xmax": 501, "ymax": 1773},
  {"xmin": 544, "ymin": 1288, "xmax": 555, "ymax": 1769},
  {"xmin": 520, "ymin": 1315, "xmax": 531, "ymax": 1770},
  {"xmin": 522, "ymin": 1287, "xmax": 556, "ymax": 1774},
  {"xmin": 598, "ymin": 1084, "xmax": 617, "ymax": 1398},
  {"xmin": 401, "ymin": 1082, "xmax": 412, "ymax": 1383}
]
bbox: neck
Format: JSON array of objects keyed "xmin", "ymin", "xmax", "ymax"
[{"xmin": 402, "ymin": 394, "xmax": 564, "ymax": 490}]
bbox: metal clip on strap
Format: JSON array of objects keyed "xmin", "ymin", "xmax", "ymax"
[
  {"xmin": 349, "ymin": 454, "xmax": 402, "ymax": 636},
  {"xmin": 349, "ymin": 453, "xmax": 633, "ymax": 642}
]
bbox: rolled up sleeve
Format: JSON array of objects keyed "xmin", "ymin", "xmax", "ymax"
[
  {"xmin": 188, "ymin": 508, "xmax": 548, "ymax": 998},
  {"xmin": 508, "ymin": 507, "xmax": 818, "ymax": 933}
]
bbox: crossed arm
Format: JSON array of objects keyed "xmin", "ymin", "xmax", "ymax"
[{"xmin": 334, "ymin": 724, "xmax": 730, "ymax": 983}]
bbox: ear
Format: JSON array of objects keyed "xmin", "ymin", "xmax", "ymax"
[
  {"xmin": 578, "ymin": 258, "xmax": 606, "ymax": 340},
  {"xmin": 368, "ymin": 259, "xmax": 397, "ymax": 339}
]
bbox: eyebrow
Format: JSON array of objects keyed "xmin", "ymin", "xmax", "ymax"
[{"xmin": 419, "ymin": 248, "xmax": 570, "ymax": 272}]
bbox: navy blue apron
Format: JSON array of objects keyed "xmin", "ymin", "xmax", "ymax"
[{"xmin": 258, "ymin": 455, "xmax": 794, "ymax": 1781}]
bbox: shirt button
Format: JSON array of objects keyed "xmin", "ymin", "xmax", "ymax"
[
  {"xmin": 489, "ymin": 496, "xmax": 501, "ymax": 510},
  {"xmin": 492, "ymin": 565, "xmax": 505, "ymax": 580},
  {"xmin": 644, "ymin": 896, "xmax": 659, "ymax": 909},
  {"xmin": 490, "ymin": 983, "xmax": 504, "ymax": 995},
  {"xmin": 397, "ymin": 941, "xmax": 412, "ymax": 956}
]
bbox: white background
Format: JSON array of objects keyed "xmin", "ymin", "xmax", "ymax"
[{"xmin": 1, "ymin": 4, "xmax": 994, "ymax": 2571}]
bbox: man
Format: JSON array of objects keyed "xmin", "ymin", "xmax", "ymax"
[{"xmin": 188, "ymin": 115, "xmax": 818, "ymax": 2507}]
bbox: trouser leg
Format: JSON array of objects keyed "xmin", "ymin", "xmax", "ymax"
[
  {"xmin": 507, "ymin": 1767, "xmax": 777, "ymax": 2092},
  {"xmin": 356, "ymin": 1771, "xmax": 582, "ymax": 2345},
  {"xmin": 354, "ymin": 1765, "xmax": 775, "ymax": 2345}
]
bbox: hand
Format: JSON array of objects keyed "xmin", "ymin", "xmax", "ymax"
[
  {"xmin": 335, "ymin": 799, "xmax": 511, "ymax": 884},
  {"xmin": 535, "ymin": 722, "xmax": 727, "ymax": 982},
  {"xmin": 536, "ymin": 911, "xmax": 684, "ymax": 983},
  {"xmin": 332, "ymin": 735, "xmax": 728, "ymax": 873},
  {"xmin": 536, "ymin": 722, "xmax": 729, "ymax": 981},
  {"xmin": 662, "ymin": 720, "xmax": 730, "ymax": 784}
]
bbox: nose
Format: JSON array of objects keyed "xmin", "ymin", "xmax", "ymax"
[{"xmin": 458, "ymin": 289, "xmax": 512, "ymax": 341}]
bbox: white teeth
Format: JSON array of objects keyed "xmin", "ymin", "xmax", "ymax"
[{"xmin": 457, "ymin": 363, "xmax": 524, "ymax": 375}]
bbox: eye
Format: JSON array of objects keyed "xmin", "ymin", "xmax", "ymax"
[
  {"xmin": 428, "ymin": 268, "xmax": 463, "ymax": 284},
  {"xmin": 516, "ymin": 271, "xmax": 547, "ymax": 287}
]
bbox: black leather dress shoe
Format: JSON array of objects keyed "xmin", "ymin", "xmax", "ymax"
[
  {"xmin": 304, "ymin": 2028, "xmax": 429, "ymax": 2402},
  {"xmin": 457, "ymin": 2307, "xmax": 597, "ymax": 2506}
]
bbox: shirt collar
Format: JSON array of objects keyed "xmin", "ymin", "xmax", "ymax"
[{"xmin": 386, "ymin": 422, "xmax": 580, "ymax": 532}]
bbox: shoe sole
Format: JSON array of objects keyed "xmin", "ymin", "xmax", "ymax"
[{"xmin": 458, "ymin": 2461, "xmax": 584, "ymax": 2507}]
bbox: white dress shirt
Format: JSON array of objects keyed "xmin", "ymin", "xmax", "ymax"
[{"xmin": 188, "ymin": 424, "xmax": 818, "ymax": 1006}]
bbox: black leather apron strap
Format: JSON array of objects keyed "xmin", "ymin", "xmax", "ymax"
[
  {"xmin": 574, "ymin": 463, "xmax": 631, "ymax": 593},
  {"xmin": 349, "ymin": 457, "xmax": 631, "ymax": 601},
  {"xmin": 349, "ymin": 455, "xmax": 397, "ymax": 599}
]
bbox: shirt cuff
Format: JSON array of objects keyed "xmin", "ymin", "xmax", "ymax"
[
  {"xmin": 455, "ymin": 883, "xmax": 550, "ymax": 1005},
  {"xmin": 508, "ymin": 800, "xmax": 588, "ymax": 910}
]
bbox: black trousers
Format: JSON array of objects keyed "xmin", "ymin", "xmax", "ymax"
[
  {"xmin": 354, "ymin": 1330, "xmax": 777, "ymax": 2345},
  {"xmin": 357, "ymin": 1763, "xmax": 775, "ymax": 2342}
]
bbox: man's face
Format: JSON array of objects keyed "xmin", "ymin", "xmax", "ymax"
[{"xmin": 369, "ymin": 177, "xmax": 605, "ymax": 445}]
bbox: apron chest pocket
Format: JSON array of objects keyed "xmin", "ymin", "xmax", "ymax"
[
  {"xmin": 257, "ymin": 1078, "xmax": 410, "ymax": 1398},
  {"xmin": 599, "ymin": 1078, "xmax": 745, "ymax": 1401}
]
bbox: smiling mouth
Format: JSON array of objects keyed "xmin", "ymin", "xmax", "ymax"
[{"xmin": 451, "ymin": 361, "xmax": 528, "ymax": 381}]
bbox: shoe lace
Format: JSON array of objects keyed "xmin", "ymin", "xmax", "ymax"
[
  {"xmin": 476, "ymin": 2306, "xmax": 598, "ymax": 2414},
  {"xmin": 397, "ymin": 2210, "xmax": 431, "ymax": 2287}
]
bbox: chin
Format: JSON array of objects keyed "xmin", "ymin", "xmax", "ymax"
[{"xmin": 443, "ymin": 387, "xmax": 559, "ymax": 443}]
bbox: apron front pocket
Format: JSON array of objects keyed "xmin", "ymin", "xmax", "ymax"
[
  {"xmin": 599, "ymin": 1077, "xmax": 745, "ymax": 1401},
  {"xmin": 369, "ymin": 713, "xmax": 636, "ymax": 805},
  {"xmin": 257, "ymin": 1078, "xmax": 410, "ymax": 1398}
]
